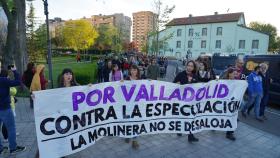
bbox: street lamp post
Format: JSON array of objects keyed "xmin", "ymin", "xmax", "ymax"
[{"xmin": 43, "ymin": 0, "xmax": 53, "ymax": 88}]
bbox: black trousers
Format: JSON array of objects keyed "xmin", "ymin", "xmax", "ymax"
[
  {"xmin": 1, "ymin": 123, "xmax": 8, "ymax": 139},
  {"xmin": 226, "ymin": 131, "xmax": 234, "ymax": 135}
]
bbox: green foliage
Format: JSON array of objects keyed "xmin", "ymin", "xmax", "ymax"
[
  {"xmin": 26, "ymin": 2, "xmax": 42, "ymax": 63},
  {"xmin": 51, "ymin": 26, "xmax": 64, "ymax": 48},
  {"xmin": 62, "ymin": 19, "xmax": 99, "ymax": 51},
  {"xmin": 249, "ymin": 22, "xmax": 279, "ymax": 51},
  {"xmin": 94, "ymin": 24, "xmax": 123, "ymax": 52},
  {"xmin": 27, "ymin": 24, "xmax": 47, "ymax": 63},
  {"xmin": 149, "ymin": 0, "xmax": 175, "ymax": 54},
  {"xmin": 75, "ymin": 73, "xmax": 91, "ymax": 85}
]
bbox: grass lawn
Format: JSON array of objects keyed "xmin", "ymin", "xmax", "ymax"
[
  {"xmin": 17, "ymin": 56, "xmax": 97, "ymax": 97},
  {"xmin": 45, "ymin": 61, "xmax": 97, "ymax": 88}
]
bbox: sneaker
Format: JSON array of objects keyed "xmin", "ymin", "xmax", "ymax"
[
  {"xmin": 241, "ymin": 111, "xmax": 247, "ymax": 118},
  {"xmin": 0, "ymin": 147, "xmax": 9, "ymax": 155},
  {"xmin": 256, "ymin": 117, "xmax": 264, "ymax": 122},
  {"xmin": 247, "ymin": 110, "xmax": 251, "ymax": 115},
  {"xmin": 188, "ymin": 135, "xmax": 199, "ymax": 142},
  {"xmin": 226, "ymin": 134, "xmax": 236, "ymax": 141},
  {"xmin": 10, "ymin": 146, "xmax": 26, "ymax": 155},
  {"xmin": 132, "ymin": 140, "xmax": 139, "ymax": 149},
  {"xmin": 3, "ymin": 139, "xmax": 8, "ymax": 143}
]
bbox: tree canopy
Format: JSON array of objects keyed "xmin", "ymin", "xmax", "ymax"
[
  {"xmin": 249, "ymin": 22, "xmax": 279, "ymax": 51},
  {"xmin": 62, "ymin": 19, "xmax": 99, "ymax": 51}
]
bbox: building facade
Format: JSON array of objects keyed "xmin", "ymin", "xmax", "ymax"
[
  {"xmin": 150, "ymin": 12, "xmax": 269, "ymax": 59},
  {"xmin": 132, "ymin": 11, "xmax": 157, "ymax": 52},
  {"xmin": 49, "ymin": 17, "xmax": 65, "ymax": 38},
  {"xmin": 85, "ymin": 13, "xmax": 132, "ymax": 42}
]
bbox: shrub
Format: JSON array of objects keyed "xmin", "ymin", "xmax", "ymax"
[{"xmin": 75, "ymin": 73, "xmax": 92, "ymax": 85}]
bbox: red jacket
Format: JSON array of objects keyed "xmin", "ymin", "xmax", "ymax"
[{"xmin": 123, "ymin": 63, "xmax": 130, "ymax": 70}]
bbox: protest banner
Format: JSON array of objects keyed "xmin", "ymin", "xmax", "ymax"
[{"xmin": 34, "ymin": 80, "xmax": 247, "ymax": 158}]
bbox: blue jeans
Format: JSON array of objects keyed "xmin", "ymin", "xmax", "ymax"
[
  {"xmin": 0, "ymin": 108, "xmax": 17, "ymax": 151},
  {"xmin": 242, "ymin": 93, "xmax": 263, "ymax": 118},
  {"xmin": 260, "ymin": 92, "xmax": 269, "ymax": 116}
]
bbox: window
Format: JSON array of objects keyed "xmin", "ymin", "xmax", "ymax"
[
  {"xmin": 176, "ymin": 41, "xmax": 181, "ymax": 48},
  {"xmin": 201, "ymin": 40, "xmax": 206, "ymax": 48},
  {"xmin": 177, "ymin": 29, "xmax": 182, "ymax": 37},
  {"xmin": 189, "ymin": 28, "xmax": 194, "ymax": 36},
  {"xmin": 215, "ymin": 40, "xmax": 221, "ymax": 49},
  {"xmin": 216, "ymin": 27, "xmax": 223, "ymax": 36},
  {"xmin": 252, "ymin": 40, "xmax": 259, "ymax": 49},
  {"xmin": 239, "ymin": 40, "xmax": 245, "ymax": 49},
  {"xmin": 202, "ymin": 28, "xmax": 207, "ymax": 36},
  {"xmin": 188, "ymin": 40, "xmax": 193, "ymax": 48}
]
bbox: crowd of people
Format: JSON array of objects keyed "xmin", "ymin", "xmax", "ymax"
[
  {"xmin": 0, "ymin": 53, "xmax": 272, "ymax": 156},
  {"xmin": 96, "ymin": 54, "xmax": 169, "ymax": 83}
]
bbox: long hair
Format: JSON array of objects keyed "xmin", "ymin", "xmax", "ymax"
[
  {"xmin": 26, "ymin": 62, "xmax": 35, "ymax": 72},
  {"xmin": 199, "ymin": 61, "xmax": 208, "ymax": 71},
  {"xmin": 112, "ymin": 64, "xmax": 119, "ymax": 75},
  {"xmin": 59, "ymin": 68, "xmax": 79, "ymax": 87},
  {"xmin": 222, "ymin": 68, "xmax": 235, "ymax": 79},
  {"xmin": 186, "ymin": 60, "xmax": 197, "ymax": 74},
  {"xmin": 129, "ymin": 64, "xmax": 141, "ymax": 79}
]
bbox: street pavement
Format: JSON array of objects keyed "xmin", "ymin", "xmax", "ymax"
[{"xmin": 1, "ymin": 62, "xmax": 280, "ymax": 158}]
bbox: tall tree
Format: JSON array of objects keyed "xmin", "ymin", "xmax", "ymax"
[
  {"xmin": 249, "ymin": 22, "xmax": 278, "ymax": 51},
  {"xmin": 62, "ymin": 19, "xmax": 98, "ymax": 51},
  {"xmin": 0, "ymin": 0, "xmax": 17, "ymax": 68},
  {"xmin": 275, "ymin": 36, "xmax": 280, "ymax": 53},
  {"xmin": 0, "ymin": 7, "xmax": 8, "ymax": 58},
  {"xmin": 51, "ymin": 25, "xmax": 64, "ymax": 48},
  {"xmin": 94, "ymin": 24, "xmax": 119, "ymax": 53},
  {"xmin": 26, "ymin": 24, "xmax": 47, "ymax": 63},
  {"xmin": 0, "ymin": 0, "xmax": 27, "ymax": 74},
  {"xmin": 150, "ymin": 0, "xmax": 175, "ymax": 56},
  {"xmin": 26, "ymin": 2, "xmax": 36, "ymax": 62},
  {"xmin": 14, "ymin": 0, "xmax": 27, "ymax": 74}
]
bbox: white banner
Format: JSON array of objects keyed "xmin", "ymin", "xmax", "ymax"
[{"xmin": 34, "ymin": 80, "xmax": 247, "ymax": 158}]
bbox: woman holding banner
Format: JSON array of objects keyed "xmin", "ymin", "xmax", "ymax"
[
  {"xmin": 35, "ymin": 68, "xmax": 79, "ymax": 158},
  {"xmin": 173, "ymin": 60, "xmax": 199, "ymax": 143},
  {"xmin": 221, "ymin": 67, "xmax": 237, "ymax": 141},
  {"xmin": 197, "ymin": 61, "xmax": 211, "ymax": 83},
  {"xmin": 123, "ymin": 65, "xmax": 141, "ymax": 149},
  {"xmin": 58, "ymin": 68, "xmax": 79, "ymax": 88}
]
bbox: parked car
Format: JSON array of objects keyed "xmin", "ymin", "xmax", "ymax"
[{"xmin": 211, "ymin": 54, "xmax": 237, "ymax": 78}]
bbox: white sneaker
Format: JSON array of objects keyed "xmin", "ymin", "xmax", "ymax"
[{"xmin": 3, "ymin": 139, "xmax": 8, "ymax": 143}]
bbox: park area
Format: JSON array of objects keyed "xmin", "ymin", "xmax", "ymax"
[{"xmin": 17, "ymin": 54, "xmax": 98, "ymax": 97}]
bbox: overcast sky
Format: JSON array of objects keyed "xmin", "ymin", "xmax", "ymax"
[{"xmin": 32, "ymin": 0, "xmax": 280, "ymax": 34}]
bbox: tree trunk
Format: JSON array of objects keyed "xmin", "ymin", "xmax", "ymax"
[
  {"xmin": 14, "ymin": 0, "xmax": 27, "ymax": 75},
  {"xmin": 3, "ymin": 11, "xmax": 17, "ymax": 68}
]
